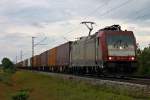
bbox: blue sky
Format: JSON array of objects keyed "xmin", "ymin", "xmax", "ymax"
[{"xmin": 0, "ymin": 0, "xmax": 150, "ymax": 63}]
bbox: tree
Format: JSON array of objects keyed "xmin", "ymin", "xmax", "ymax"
[
  {"xmin": 137, "ymin": 46, "xmax": 150, "ymax": 75},
  {"xmin": 1, "ymin": 57, "xmax": 15, "ymax": 73},
  {"xmin": 136, "ymin": 43, "xmax": 141, "ymax": 56}
]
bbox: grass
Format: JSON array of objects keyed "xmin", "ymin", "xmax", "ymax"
[{"xmin": 0, "ymin": 70, "xmax": 149, "ymax": 100}]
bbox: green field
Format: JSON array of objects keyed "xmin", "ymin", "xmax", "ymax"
[{"xmin": 0, "ymin": 70, "xmax": 149, "ymax": 100}]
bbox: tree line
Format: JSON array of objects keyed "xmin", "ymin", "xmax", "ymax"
[{"xmin": 137, "ymin": 45, "xmax": 150, "ymax": 75}]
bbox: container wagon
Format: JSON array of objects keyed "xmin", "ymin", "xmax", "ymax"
[
  {"xmin": 47, "ymin": 47, "xmax": 57, "ymax": 71},
  {"xmin": 56, "ymin": 42, "xmax": 72, "ymax": 72}
]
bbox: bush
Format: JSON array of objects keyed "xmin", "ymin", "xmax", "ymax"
[
  {"xmin": 12, "ymin": 90, "xmax": 29, "ymax": 100},
  {"xmin": 0, "ymin": 73, "xmax": 12, "ymax": 85},
  {"xmin": 1, "ymin": 57, "xmax": 16, "ymax": 73},
  {"xmin": 137, "ymin": 46, "xmax": 150, "ymax": 75},
  {"xmin": 0, "ymin": 58, "xmax": 16, "ymax": 86}
]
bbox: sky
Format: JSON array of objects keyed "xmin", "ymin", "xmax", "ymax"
[{"xmin": 0, "ymin": 0, "xmax": 150, "ymax": 63}]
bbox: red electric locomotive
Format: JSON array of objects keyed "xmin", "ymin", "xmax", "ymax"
[
  {"xmin": 98, "ymin": 25, "xmax": 137, "ymax": 73},
  {"xmin": 70, "ymin": 24, "xmax": 137, "ymax": 74}
]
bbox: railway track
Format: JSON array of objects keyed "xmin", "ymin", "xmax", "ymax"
[
  {"xmin": 97, "ymin": 76, "xmax": 150, "ymax": 85},
  {"xmin": 75, "ymin": 74, "xmax": 150, "ymax": 86},
  {"xmin": 23, "ymin": 68, "xmax": 150, "ymax": 86}
]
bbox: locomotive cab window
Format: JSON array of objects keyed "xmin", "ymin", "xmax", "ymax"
[
  {"xmin": 106, "ymin": 33, "xmax": 135, "ymax": 56},
  {"xmin": 106, "ymin": 34, "xmax": 134, "ymax": 46}
]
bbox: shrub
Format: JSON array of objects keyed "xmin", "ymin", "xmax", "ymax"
[
  {"xmin": 12, "ymin": 90, "xmax": 29, "ymax": 100},
  {"xmin": 1, "ymin": 57, "xmax": 16, "ymax": 73},
  {"xmin": 137, "ymin": 46, "xmax": 150, "ymax": 75}
]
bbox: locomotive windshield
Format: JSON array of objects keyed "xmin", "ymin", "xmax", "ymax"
[
  {"xmin": 107, "ymin": 34, "xmax": 134, "ymax": 46},
  {"xmin": 106, "ymin": 34, "xmax": 135, "ymax": 56}
]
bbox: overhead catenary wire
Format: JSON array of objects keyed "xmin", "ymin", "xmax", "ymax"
[
  {"xmin": 39, "ymin": 0, "xmax": 136, "ymax": 48},
  {"xmin": 82, "ymin": 0, "xmax": 112, "ymax": 21},
  {"xmin": 61, "ymin": 0, "xmax": 134, "ymax": 39},
  {"xmin": 96, "ymin": 0, "xmax": 134, "ymax": 18},
  {"xmin": 46, "ymin": 0, "xmax": 135, "ymax": 46},
  {"xmin": 34, "ymin": 37, "xmax": 47, "ymax": 46},
  {"xmin": 122, "ymin": 13, "xmax": 150, "ymax": 25},
  {"xmin": 50, "ymin": 0, "xmax": 113, "ymax": 42},
  {"xmin": 121, "ymin": 6, "xmax": 150, "ymax": 25},
  {"xmin": 54, "ymin": 1, "xmax": 113, "ymax": 41}
]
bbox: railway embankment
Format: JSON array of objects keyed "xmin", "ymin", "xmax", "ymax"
[
  {"xmin": 36, "ymin": 71, "xmax": 150, "ymax": 98},
  {"xmin": 0, "ymin": 70, "xmax": 150, "ymax": 100}
]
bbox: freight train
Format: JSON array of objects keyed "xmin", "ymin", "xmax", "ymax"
[{"xmin": 16, "ymin": 25, "xmax": 137, "ymax": 75}]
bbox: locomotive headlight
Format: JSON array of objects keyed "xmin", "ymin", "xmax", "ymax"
[
  {"xmin": 119, "ymin": 46, "xmax": 123, "ymax": 50},
  {"xmin": 131, "ymin": 57, "xmax": 135, "ymax": 60},
  {"xmin": 108, "ymin": 57, "xmax": 112, "ymax": 60}
]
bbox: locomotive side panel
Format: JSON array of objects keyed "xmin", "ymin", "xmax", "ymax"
[
  {"xmin": 71, "ymin": 37, "xmax": 99, "ymax": 67},
  {"xmin": 84, "ymin": 37, "xmax": 96, "ymax": 66},
  {"xmin": 96, "ymin": 37, "xmax": 103, "ymax": 64},
  {"xmin": 71, "ymin": 38, "xmax": 86, "ymax": 67}
]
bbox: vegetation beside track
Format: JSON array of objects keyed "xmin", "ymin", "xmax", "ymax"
[
  {"xmin": 137, "ymin": 46, "xmax": 150, "ymax": 76},
  {"xmin": 0, "ymin": 58, "xmax": 16, "ymax": 85},
  {"xmin": 0, "ymin": 70, "xmax": 149, "ymax": 100}
]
